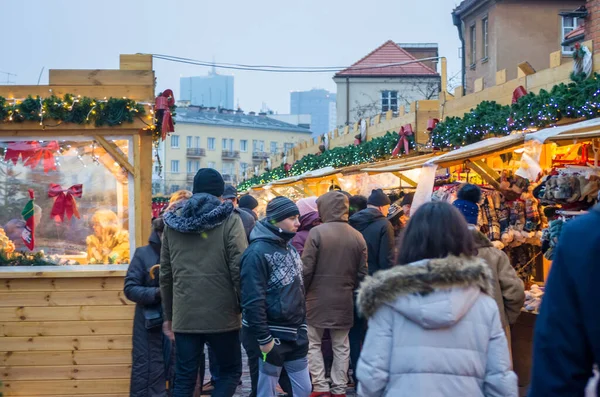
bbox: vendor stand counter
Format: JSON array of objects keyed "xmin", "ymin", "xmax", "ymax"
[{"xmin": 0, "ymin": 265, "xmax": 134, "ymax": 397}]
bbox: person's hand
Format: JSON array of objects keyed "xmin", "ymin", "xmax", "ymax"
[
  {"xmin": 163, "ymin": 321, "xmax": 175, "ymax": 342},
  {"xmin": 260, "ymin": 339, "xmax": 275, "ymax": 354}
]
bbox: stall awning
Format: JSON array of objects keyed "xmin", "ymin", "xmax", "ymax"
[{"xmin": 361, "ymin": 153, "xmax": 439, "ymax": 173}]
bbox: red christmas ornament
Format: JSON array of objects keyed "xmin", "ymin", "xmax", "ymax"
[
  {"xmin": 21, "ymin": 190, "xmax": 36, "ymax": 251},
  {"xmin": 392, "ymin": 124, "xmax": 414, "ymax": 157},
  {"xmin": 284, "ymin": 163, "xmax": 292, "ymax": 173},
  {"xmin": 155, "ymin": 89, "xmax": 175, "ymax": 141},
  {"xmin": 512, "ymin": 86, "xmax": 528, "ymax": 104},
  {"xmin": 427, "ymin": 118, "xmax": 439, "ymax": 131},
  {"xmin": 48, "ymin": 184, "xmax": 83, "ymax": 222}
]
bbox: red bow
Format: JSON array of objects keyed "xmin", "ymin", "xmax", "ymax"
[
  {"xmin": 48, "ymin": 184, "xmax": 83, "ymax": 222},
  {"xmin": 392, "ymin": 124, "xmax": 414, "ymax": 157},
  {"xmin": 24, "ymin": 141, "xmax": 59, "ymax": 173},
  {"xmin": 155, "ymin": 90, "xmax": 175, "ymax": 141},
  {"xmin": 4, "ymin": 141, "xmax": 39, "ymax": 165}
]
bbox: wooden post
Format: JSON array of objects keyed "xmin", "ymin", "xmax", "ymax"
[
  {"xmin": 441, "ymin": 57, "xmax": 448, "ymax": 94},
  {"xmin": 474, "ymin": 78, "xmax": 484, "ymax": 93},
  {"xmin": 496, "ymin": 69, "xmax": 507, "ymax": 86},
  {"xmin": 134, "ymin": 130, "xmax": 153, "ymax": 248},
  {"xmin": 518, "ymin": 62, "xmax": 536, "ymax": 78}
]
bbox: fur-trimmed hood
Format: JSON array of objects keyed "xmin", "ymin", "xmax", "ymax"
[
  {"xmin": 357, "ymin": 256, "xmax": 494, "ymax": 329},
  {"xmin": 163, "ymin": 193, "xmax": 234, "ymax": 234},
  {"xmin": 470, "ymin": 226, "xmax": 493, "ymax": 249}
]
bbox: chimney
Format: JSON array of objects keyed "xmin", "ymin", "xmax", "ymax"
[{"xmin": 249, "ymin": 111, "xmax": 256, "ymax": 116}]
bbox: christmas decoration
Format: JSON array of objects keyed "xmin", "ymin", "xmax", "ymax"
[
  {"xmin": 512, "ymin": 86, "xmax": 528, "ymax": 104},
  {"xmin": 392, "ymin": 124, "xmax": 414, "ymax": 157},
  {"xmin": 0, "ymin": 250, "xmax": 57, "ymax": 266},
  {"xmin": 0, "ymin": 227, "xmax": 15, "ymax": 255},
  {"xmin": 237, "ymin": 131, "xmax": 411, "ymax": 191},
  {"xmin": 155, "ymin": 89, "xmax": 176, "ymax": 141},
  {"xmin": 355, "ymin": 119, "xmax": 368, "ymax": 145},
  {"xmin": 427, "ymin": 118, "xmax": 439, "ymax": 131},
  {"xmin": 48, "ymin": 184, "xmax": 83, "ymax": 222},
  {"xmin": 152, "ymin": 196, "xmax": 170, "ymax": 218},
  {"xmin": 0, "ymin": 94, "xmax": 145, "ymax": 127},
  {"xmin": 572, "ymin": 43, "xmax": 593, "ymax": 79},
  {"xmin": 430, "ymin": 72, "xmax": 600, "ymax": 148},
  {"xmin": 21, "ymin": 189, "xmax": 35, "ymax": 250},
  {"xmin": 4, "ymin": 140, "xmax": 60, "ymax": 173}
]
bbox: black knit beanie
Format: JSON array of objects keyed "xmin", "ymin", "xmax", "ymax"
[
  {"xmin": 239, "ymin": 194, "xmax": 259, "ymax": 210},
  {"xmin": 367, "ymin": 189, "xmax": 391, "ymax": 207},
  {"xmin": 193, "ymin": 168, "xmax": 225, "ymax": 196},
  {"xmin": 266, "ymin": 196, "xmax": 300, "ymax": 223}
]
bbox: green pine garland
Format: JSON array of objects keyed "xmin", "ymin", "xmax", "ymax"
[
  {"xmin": 237, "ymin": 131, "xmax": 412, "ymax": 191},
  {"xmin": 0, "ymin": 250, "xmax": 58, "ymax": 266},
  {"xmin": 431, "ymin": 72, "xmax": 600, "ymax": 148},
  {"xmin": 0, "ymin": 94, "xmax": 146, "ymax": 127}
]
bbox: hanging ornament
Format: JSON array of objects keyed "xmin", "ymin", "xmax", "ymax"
[
  {"xmin": 155, "ymin": 89, "xmax": 175, "ymax": 141},
  {"xmin": 48, "ymin": 184, "xmax": 83, "ymax": 222},
  {"xmin": 266, "ymin": 158, "xmax": 272, "ymax": 171},
  {"xmin": 319, "ymin": 134, "xmax": 329, "ymax": 153},
  {"xmin": 427, "ymin": 118, "xmax": 439, "ymax": 131},
  {"xmin": 24, "ymin": 141, "xmax": 60, "ymax": 173},
  {"xmin": 4, "ymin": 141, "xmax": 39, "ymax": 165},
  {"xmin": 392, "ymin": 124, "xmax": 414, "ymax": 157},
  {"xmin": 354, "ymin": 119, "xmax": 368, "ymax": 145},
  {"xmin": 284, "ymin": 162, "xmax": 292, "ymax": 174},
  {"xmin": 21, "ymin": 189, "xmax": 36, "ymax": 251},
  {"xmin": 512, "ymin": 86, "xmax": 528, "ymax": 104}
]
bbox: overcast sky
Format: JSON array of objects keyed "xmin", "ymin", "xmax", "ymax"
[{"xmin": 2, "ymin": 0, "xmax": 461, "ymax": 114}]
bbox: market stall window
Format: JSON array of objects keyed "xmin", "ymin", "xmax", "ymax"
[{"xmin": 0, "ymin": 137, "xmax": 133, "ymax": 266}]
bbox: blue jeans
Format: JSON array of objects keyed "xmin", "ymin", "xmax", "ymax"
[{"xmin": 173, "ymin": 330, "xmax": 242, "ymax": 397}]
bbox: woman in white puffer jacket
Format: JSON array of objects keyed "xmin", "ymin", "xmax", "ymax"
[{"xmin": 356, "ymin": 201, "xmax": 518, "ymax": 397}]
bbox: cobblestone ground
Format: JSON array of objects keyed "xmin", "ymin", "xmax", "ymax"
[{"xmin": 201, "ymin": 347, "xmax": 357, "ymax": 396}]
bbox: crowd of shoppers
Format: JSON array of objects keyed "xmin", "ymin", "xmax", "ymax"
[{"xmin": 125, "ymin": 169, "xmax": 599, "ymax": 397}]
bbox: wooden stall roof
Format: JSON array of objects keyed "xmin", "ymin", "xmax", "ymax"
[{"xmin": 361, "ymin": 153, "xmax": 439, "ymax": 174}]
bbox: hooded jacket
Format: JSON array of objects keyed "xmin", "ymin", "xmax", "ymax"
[
  {"xmin": 160, "ymin": 193, "xmax": 248, "ymax": 333},
  {"xmin": 471, "ymin": 227, "xmax": 525, "ymax": 330},
  {"xmin": 349, "ymin": 208, "xmax": 395, "ymax": 275},
  {"xmin": 124, "ymin": 231, "xmax": 166, "ymax": 397},
  {"xmin": 240, "ymin": 221, "xmax": 307, "ymax": 346},
  {"xmin": 240, "ymin": 206, "xmax": 258, "ymax": 221},
  {"xmin": 356, "ymin": 256, "xmax": 518, "ymax": 397},
  {"xmin": 291, "ymin": 211, "xmax": 321, "ymax": 256},
  {"xmin": 234, "ymin": 206, "xmax": 256, "ymax": 240},
  {"xmin": 302, "ymin": 192, "xmax": 368, "ymax": 329}
]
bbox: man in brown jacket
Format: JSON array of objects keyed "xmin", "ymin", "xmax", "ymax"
[{"xmin": 302, "ymin": 191, "xmax": 368, "ymax": 397}]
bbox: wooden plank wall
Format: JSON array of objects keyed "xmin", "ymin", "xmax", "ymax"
[{"xmin": 0, "ymin": 273, "xmax": 134, "ymax": 397}]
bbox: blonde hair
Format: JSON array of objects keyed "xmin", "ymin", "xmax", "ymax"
[{"xmin": 166, "ymin": 190, "xmax": 192, "ymax": 212}]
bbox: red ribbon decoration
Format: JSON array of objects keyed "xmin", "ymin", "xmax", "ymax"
[
  {"xmin": 48, "ymin": 184, "xmax": 83, "ymax": 222},
  {"xmin": 155, "ymin": 89, "xmax": 175, "ymax": 141},
  {"xmin": 24, "ymin": 141, "xmax": 59, "ymax": 173},
  {"xmin": 4, "ymin": 141, "xmax": 40, "ymax": 166},
  {"xmin": 512, "ymin": 86, "xmax": 528, "ymax": 104},
  {"xmin": 392, "ymin": 124, "xmax": 414, "ymax": 157}
]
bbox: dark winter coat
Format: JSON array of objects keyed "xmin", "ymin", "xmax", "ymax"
[
  {"xmin": 240, "ymin": 221, "xmax": 307, "ymax": 346},
  {"xmin": 302, "ymin": 192, "xmax": 368, "ymax": 329},
  {"xmin": 530, "ymin": 205, "xmax": 600, "ymax": 396},
  {"xmin": 349, "ymin": 208, "xmax": 395, "ymax": 275},
  {"xmin": 291, "ymin": 211, "xmax": 321, "ymax": 256},
  {"xmin": 124, "ymin": 231, "xmax": 166, "ymax": 397},
  {"xmin": 235, "ymin": 207, "xmax": 256, "ymax": 240},
  {"xmin": 160, "ymin": 193, "xmax": 248, "ymax": 333},
  {"xmin": 240, "ymin": 207, "xmax": 258, "ymax": 221},
  {"xmin": 471, "ymin": 227, "xmax": 525, "ymax": 330}
]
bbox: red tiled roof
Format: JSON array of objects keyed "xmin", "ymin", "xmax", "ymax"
[
  {"xmin": 565, "ymin": 24, "xmax": 585, "ymax": 40},
  {"xmin": 335, "ymin": 40, "xmax": 439, "ymax": 77}
]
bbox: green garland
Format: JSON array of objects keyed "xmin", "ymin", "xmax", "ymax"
[
  {"xmin": 0, "ymin": 250, "xmax": 58, "ymax": 266},
  {"xmin": 0, "ymin": 94, "xmax": 146, "ymax": 127},
  {"xmin": 431, "ymin": 72, "xmax": 600, "ymax": 148},
  {"xmin": 237, "ymin": 131, "xmax": 412, "ymax": 191}
]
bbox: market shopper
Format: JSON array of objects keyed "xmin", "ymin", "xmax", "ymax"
[
  {"xmin": 529, "ymin": 204, "xmax": 600, "ymax": 396},
  {"xmin": 356, "ymin": 201, "xmax": 518, "ymax": 397},
  {"xmin": 224, "ymin": 184, "xmax": 256, "ymax": 240},
  {"xmin": 302, "ymin": 191, "xmax": 368, "ymax": 397},
  {"xmin": 348, "ymin": 195, "xmax": 367, "ymax": 217},
  {"xmin": 239, "ymin": 194, "xmax": 259, "ymax": 221},
  {"xmin": 453, "ymin": 184, "xmax": 525, "ymax": 351},
  {"xmin": 124, "ymin": 217, "xmax": 167, "ymax": 397},
  {"xmin": 240, "ymin": 197, "xmax": 311, "ymax": 397},
  {"xmin": 160, "ymin": 168, "xmax": 248, "ymax": 397},
  {"xmin": 291, "ymin": 197, "xmax": 321, "ymax": 256}
]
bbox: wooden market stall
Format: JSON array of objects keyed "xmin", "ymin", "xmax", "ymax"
[{"xmin": 0, "ymin": 54, "xmax": 157, "ymax": 397}]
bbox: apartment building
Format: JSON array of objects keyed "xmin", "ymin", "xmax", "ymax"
[{"xmin": 155, "ymin": 108, "xmax": 312, "ymax": 193}]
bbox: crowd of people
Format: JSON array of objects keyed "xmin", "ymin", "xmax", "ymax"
[{"xmin": 123, "ymin": 168, "xmax": 599, "ymax": 397}]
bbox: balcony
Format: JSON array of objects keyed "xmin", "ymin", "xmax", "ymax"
[
  {"xmin": 186, "ymin": 148, "xmax": 206, "ymax": 158},
  {"xmin": 222, "ymin": 150, "xmax": 240, "ymax": 160},
  {"xmin": 252, "ymin": 151, "xmax": 270, "ymax": 161}
]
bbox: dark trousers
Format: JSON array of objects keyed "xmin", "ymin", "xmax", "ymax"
[
  {"xmin": 241, "ymin": 327, "xmax": 294, "ymax": 397},
  {"xmin": 173, "ymin": 330, "xmax": 242, "ymax": 397},
  {"xmin": 349, "ymin": 310, "xmax": 367, "ymax": 385}
]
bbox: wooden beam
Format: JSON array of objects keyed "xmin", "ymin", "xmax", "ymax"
[
  {"xmin": 93, "ymin": 135, "xmax": 135, "ymax": 176},
  {"xmin": 49, "ymin": 70, "xmax": 154, "ymax": 86},
  {"xmin": 466, "ymin": 160, "xmax": 501, "ymax": 189},
  {"xmin": 392, "ymin": 172, "xmax": 418, "ymax": 187},
  {"xmin": 517, "ymin": 61, "xmax": 536, "ymax": 77},
  {"xmin": 135, "ymin": 130, "xmax": 153, "ymax": 247},
  {"xmin": 550, "ymin": 51, "xmax": 562, "ymax": 68},
  {"xmin": 496, "ymin": 69, "xmax": 507, "ymax": 85},
  {"xmin": 0, "ymin": 118, "xmax": 148, "ymax": 132},
  {"xmin": 119, "ymin": 54, "xmax": 153, "ymax": 71},
  {"xmin": 0, "ymin": 85, "xmax": 155, "ymax": 101},
  {"xmin": 441, "ymin": 57, "xmax": 448, "ymax": 94},
  {"xmin": 474, "ymin": 77, "xmax": 484, "ymax": 93},
  {"xmin": 472, "ymin": 159, "xmax": 501, "ymax": 180}
]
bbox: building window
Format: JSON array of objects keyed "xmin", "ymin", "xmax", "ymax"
[
  {"xmin": 170, "ymin": 185, "xmax": 180, "ymax": 194},
  {"xmin": 240, "ymin": 139, "xmax": 248, "ymax": 152},
  {"xmin": 381, "ymin": 91, "xmax": 398, "ymax": 112},
  {"xmin": 187, "ymin": 160, "xmax": 200, "ymax": 173},
  {"xmin": 482, "ymin": 17, "xmax": 489, "ymax": 60},
  {"xmin": 270, "ymin": 141, "xmax": 278, "ymax": 154},
  {"xmin": 470, "ymin": 24, "xmax": 476, "ymax": 66},
  {"xmin": 208, "ymin": 161, "xmax": 216, "ymax": 169},
  {"xmin": 207, "ymin": 137, "xmax": 216, "ymax": 151},
  {"xmin": 284, "ymin": 142, "xmax": 294, "ymax": 153},
  {"xmin": 195, "ymin": 136, "xmax": 200, "ymax": 148},
  {"xmin": 222, "ymin": 138, "xmax": 228, "ymax": 150},
  {"xmin": 171, "ymin": 135, "xmax": 180, "ymax": 148},
  {"xmin": 171, "ymin": 160, "xmax": 180, "ymax": 173},
  {"xmin": 253, "ymin": 140, "xmax": 265, "ymax": 152},
  {"xmin": 186, "ymin": 136, "xmax": 192, "ymax": 148},
  {"xmin": 562, "ymin": 16, "xmax": 582, "ymax": 54},
  {"xmin": 241, "ymin": 162, "xmax": 249, "ymax": 174}
]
